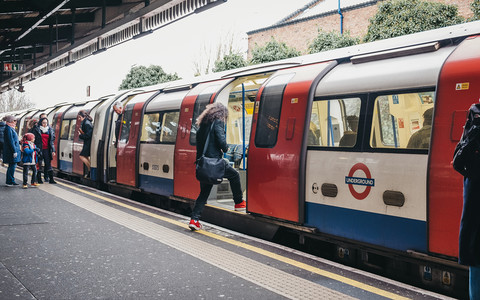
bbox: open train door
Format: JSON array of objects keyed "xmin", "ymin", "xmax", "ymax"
[
  {"xmin": 248, "ymin": 62, "xmax": 336, "ymax": 223},
  {"xmin": 116, "ymin": 91, "xmax": 157, "ymax": 187},
  {"xmin": 174, "ymin": 79, "xmax": 233, "ymax": 200}
]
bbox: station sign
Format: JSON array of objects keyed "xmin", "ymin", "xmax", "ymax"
[{"xmin": 3, "ymin": 63, "xmax": 26, "ymax": 72}]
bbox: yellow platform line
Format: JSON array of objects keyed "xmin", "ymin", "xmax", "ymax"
[{"xmin": 56, "ymin": 181, "xmax": 409, "ymax": 300}]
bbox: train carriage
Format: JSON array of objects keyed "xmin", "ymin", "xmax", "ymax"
[{"xmin": 20, "ymin": 21, "xmax": 480, "ymax": 296}]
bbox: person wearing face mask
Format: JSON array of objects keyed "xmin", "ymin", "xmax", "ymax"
[
  {"xmin": 31, "ymin": 117, "xmax": 56, "ymax": 184},
  {"xmin": 3, "ymin": 115, "xmax": 21, "ymax": 186}
]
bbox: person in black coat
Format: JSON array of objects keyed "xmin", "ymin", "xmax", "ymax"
[
  {"xmin": 0, "ymin": 117, "xmax": 6, "ymax": 165},
  {"xmin": 30, "ymin": 117, "xmax": 56, "ymax": 184},
  {"xmin": 77, "ymin": 110, "xmax": 93, "ymax": 177},
  {"xmin": 188, "ymin": 102, "xmax": 246, "ymax": 231},
  {"xmin": 454, "ymin": 103, "xmax": 480, "ymax": 299}
]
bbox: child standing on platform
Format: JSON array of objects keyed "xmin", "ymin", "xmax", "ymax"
[{"xmin": 21, "ymin": 133, "xmax": 39, "ymax": 189}]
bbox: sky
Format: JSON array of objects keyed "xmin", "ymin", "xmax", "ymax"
[{"xmin": 23, "ymin": 0, "xmax": 313, "ymax": 109}]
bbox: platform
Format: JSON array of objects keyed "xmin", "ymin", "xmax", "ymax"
[{"xmin": 0, "ymin": 166, "xmax": 454, "ymax": 299}]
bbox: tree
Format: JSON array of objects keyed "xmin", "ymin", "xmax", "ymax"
[
  {"xmin": 308, "ymin": 31, "xmax": 359, "ymax": 54},
  {"xmin": 250, "ymin": 38, "xmax": 301, "ymax": 65},
  {"xmin": 212, "ymin": 53, "xmax": 247, "ymax": 73},
  {"xmin": 0, "ymin": 90, "xmax": 34, "ymax": 113},
  {"xmin": 472, "ymin": 0, "xmax": 480, "ymax": 20},
  {"xmin": 119, "ymin": 65, "xmax": 181, "ymax": 90},
  {"xmin": 364, "ymin": 0, "xmax": 464, "ymax": 42}
]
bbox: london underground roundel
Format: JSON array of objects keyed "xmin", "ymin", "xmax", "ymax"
[{"xmin": 345, "ymin": 163, "xmax": 375, "ymax": 200}]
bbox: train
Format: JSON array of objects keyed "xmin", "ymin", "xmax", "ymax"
[{"xmin": 4, "ymin": 21, "xmax": 480, "ymax": 297}]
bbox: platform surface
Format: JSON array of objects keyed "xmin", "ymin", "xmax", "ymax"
[{"xmin": 0, "ymin": 166, "xmax": 454, "ymax": 299}]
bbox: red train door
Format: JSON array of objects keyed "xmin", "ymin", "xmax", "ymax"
[
  {"xmin": 428, "ymin": 35, "xmax": 480, "ymax": 258},
  {"xmin": 116, "ymin": 91, "xmax": 155, "ymax": 187},
  {"xmin": 174, "ymin": 79, "xmax": 233, "ymax": 200},
  {"xmin": 247, "ymin": 62, "xmax": 336, "ymax": 223}
]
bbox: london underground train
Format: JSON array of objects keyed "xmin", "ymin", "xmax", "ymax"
[{"xmin": 10, "ymin": 21, "xmax": 480, "ymax": 296}]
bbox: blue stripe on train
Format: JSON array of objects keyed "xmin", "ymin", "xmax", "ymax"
[
  {"xmin": 139, "ymin": 174, "xmax": 173, "ymax": 197},
  {"xmin": 58, "ymin": 160, "xmax": 72, "ymax": 173},
  {"xmin": 305, "ymin": 202, "xmax": 427, "ymax": 252}
]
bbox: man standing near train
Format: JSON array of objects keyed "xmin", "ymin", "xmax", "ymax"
[{"xmin": 3, "ymin": 115, "xmax": 21, "ymax": 186}]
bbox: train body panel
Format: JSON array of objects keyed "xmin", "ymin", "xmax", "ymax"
[
  {"xmin": 429, "ymin": 35, "xmax": 480, "ymax": 258},
  {"xmin": 305, "ymin": 151, "xmax": 427, "ymax": 251},
  {"xmin": 139, "ymin": 144, "xmax": 175, "ymax": 195},
  {"xmin": 248, "ymin": 62, "xmax": 336, "ymax": 222},
  {"xmin": 173, "ymin": 79, "xmax": 233, "ymax": 200}
]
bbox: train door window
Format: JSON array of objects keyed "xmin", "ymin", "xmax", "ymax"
[
  {"xmin": 255, "ymin": 73, "xmax": 295, "ymax": 148},
  {"xmin": 141, "ymin": 112, "xmax": 161, "ymax": 143},
  {"xmin": 68, "ymin": 120, "xmax": 76, "ymax": 140},
  {"xmin": 119, "ymin": 104, "xmax": 134, "ymax": 143},
  {"xmin": 60, "ymin": 120, "xmax": 70, "ymax": 139},
  {"xmin": 189, "ymin": 92, "xmax": 213, "ymax": 145},
  {"xmin": 308, "ymin": 97, "xmax": 361, "ymax": 147},
  {"xmin": 370, "ymin": 91, "xmax": 435, "ymax": 149},
  {"xmin": 161, "ymin": 111, "xmax": 180, "ymax": 143}
]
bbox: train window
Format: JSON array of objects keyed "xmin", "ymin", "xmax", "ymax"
[
  {"xmin": 308, "ymin": 98, "xmax": 361, "ymax": 147},
  {"xmin": 140, "ymin": 111, "xmax": 179, "ymax": 144},
  {"xmin": 60, "ymin": 120, "xmax": 70, "ymax": 139},
  {"xmin": 68, "ymin": 120, "xmax": 76, "ymax": 140},
  {"xmin": 370, "ymin": 92, "xmax": 435, "ymax": 149},
  {"xmin": 119, "ymin": 104, "xmax": 134, "ymax": 143},
  {"xmin": 255, "ymin": 73, "xmax": 295, "ymax": 148},
  {"xmin": 189, "ymin": 92, "xmax": 213, "ymax": 145},
  {"xmin": 161, "ymin": 111, "xmax": 179, "ymax": 143},
  {"xmin": 141, "ymin": 113, "xmax": 161, "ymax": 143}
]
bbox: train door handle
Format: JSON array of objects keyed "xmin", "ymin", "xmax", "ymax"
[
  {"xmin": 69, "ymin": 153, "xmax": 72, "ymax": 158},
  {"xmin": 143, "ymin": 162, "xmax": 149, "ymax": 170},
  {"xmin": 61, "ymin": 152, "xmax": 64, "ymax": 157}
]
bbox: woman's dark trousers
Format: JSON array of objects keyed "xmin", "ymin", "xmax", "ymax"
[{"xmin": 191, "ymin": 164, "xmax": 243, "ymax": 220}]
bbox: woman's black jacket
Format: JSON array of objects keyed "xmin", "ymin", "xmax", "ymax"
[{"xmin": 196, "ymin": 120, "xmax": 227, "ymax": 160}]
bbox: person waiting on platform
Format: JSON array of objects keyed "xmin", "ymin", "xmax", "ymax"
[
  {"xmin": 31, "ymin": 117, "xmax": 56, "ymax": 184},
  {"xmin": 77, "ymin": 110, "xmax": 93, "ymax": 178},
  {"xmin": 3, "ymin": 115, "xmax": 21, "ymax": 186},
  {"xmin": 407, "ymin": 108, "xmax": 433, "ymax": 149},
  {"xmin": 21, "ymin": 133, "xmax": 40, "ymax": 189},
  {"xmin": 188, "ymin": 102, "xmax": 246, "ymax": 231},
  {"xmin": 0, "ymin": 116, "xmax": 6, "ymax": 166},
  {"xmin": 339, "ymin": 115, "xmax": 359, "ymax": 147}
]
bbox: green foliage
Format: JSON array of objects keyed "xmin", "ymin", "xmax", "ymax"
[
  {"xmin": 472, "ymin": 0, "xmax": 480, "ymax": 20},
  {"xmin": 364, "ymin": 0, "xmax": 464, "ymax": 42},
  {"xmin": 212, "ymin": 53, "xmax": 247, "ymax": 73},
  {"xmin": 250, "ymin": 37, "xmax": 301, "ymax": 64},
  {"xmin": 308, "ymin": 31, "xmax": 359, "ymax": 54},
  {"xmin": 119, "ymin": 65, "xmax": 181, "ymax": 90}
]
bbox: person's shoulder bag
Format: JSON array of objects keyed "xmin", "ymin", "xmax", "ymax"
[{"xmin": 195, "ymin": 120, "xmax": 226, "ymax": 185}]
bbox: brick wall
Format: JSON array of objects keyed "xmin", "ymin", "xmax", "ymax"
[{"xmin": 247, "ymin": 0, "xmax": 474, "ymax": 57}]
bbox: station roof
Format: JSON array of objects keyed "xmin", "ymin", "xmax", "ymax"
[{"xmin": 0, "ymin": 0, "xmax": 226, "ymax": 93}]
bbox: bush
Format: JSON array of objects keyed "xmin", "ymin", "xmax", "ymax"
[
  {"xmin": 119, "ymin": 65, "xmax": 181, "ymax": 90},
  {"xmin": 212, "ymin": 53, "xmax": 247, "ymax": 73},
  {"xmin": 250, "ymin": 37, "xmax": 301, "ymax": 64},
  {"xmin": 472, "ymin": 0, "xmax": 480, "ymax": 20},
  {"xmin": 364, "ymin": 0, "xmax": 464, "ymax": 42},
  {"xmin": 308, "ymin": 31, "xmax": 359, "ymax": 54}
]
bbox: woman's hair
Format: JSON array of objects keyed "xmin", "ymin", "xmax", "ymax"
[
  {"xmin": 39, "ymin": 117, "xmax": 49, "ymax": 126},
  {"xmin": 22, "ymin": 132, "xmax": 35, "ymax": 143},
  {"xmin": 27, "ymin": 118, "xmax": 38, "ymax": 129},
  {"xmin": 195, "ymin": 102, "xmax": 228, "ymax": 126},
  {"xmin": 4, "ymin": 115, "xmax": 16, "ymax": 123},
  {"xmin": 78, "ymin": 110, "xmax": 93, "ymax": 121}
]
